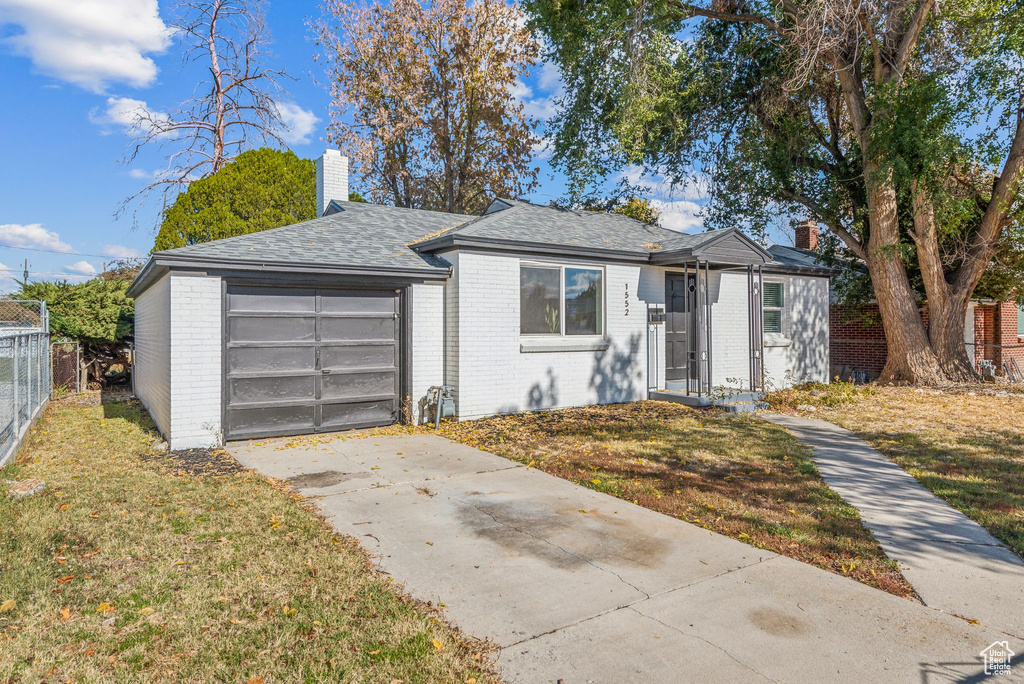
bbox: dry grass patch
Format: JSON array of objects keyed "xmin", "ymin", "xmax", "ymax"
[
  {"xmin": 374, "ymin": 402, "xmax": 913, "ymax": 598},
  {"xmin": 0, "ymin": 398, "xmax": 494, "ymax": 683},
  {"xmin": 769, "ymin": 384, "xmax": 1024, "ymax": 559}
]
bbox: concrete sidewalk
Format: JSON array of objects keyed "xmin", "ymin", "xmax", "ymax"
[
  {"xmin": 228, "ymin": 433, "xmax": 1022, "ymax": 683},
  {"xmin": 762, "ymin": 412, "xmax": 1024, "ymax": 639}
]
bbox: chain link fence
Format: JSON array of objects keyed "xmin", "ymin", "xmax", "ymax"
[
  {"xmin": 1, "ymin": 331, "xmax": 51, "ymax": 467},
  {"xmin": 51, "ymin": 339, "xmax": 81, "ymax": 398},
  {"xmin": 0, "ymin": 299, "xmax": 47, "ymax": 335}
]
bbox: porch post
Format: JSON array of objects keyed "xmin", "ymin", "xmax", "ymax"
[
  {"xmin": 705, "ymin": 260, "xmax": 713, "ymax": 392},
  {"xmin": 695, "ymin": 260, "xmax": 702, "ymax": 398},
  {"xmin": 757, "ymin": 265, "xmax": 765, "ymax": 390},
  {"xmin": 747, "ymin": 265, "xmax": 754, "ymax": 391},
  {"xmin": 684, "ymin": 262, "xmax": 690, "ymax": 396}
]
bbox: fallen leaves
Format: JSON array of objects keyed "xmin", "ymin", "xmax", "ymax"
[
  {"xmin": 0, "ymin": 599, "xmax": 15, "ymax": 613},
  {"xmin": 96, "ymin": 602, "xmax": 114, "ymax": 613},
  {"xmin": 432, "ymin": 638, "xmax": 444, "ymax": 652}
]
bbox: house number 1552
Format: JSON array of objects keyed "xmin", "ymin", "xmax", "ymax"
[{"xmin": 624, "ymin": 283, "xmax": 630, "ymax": 316}]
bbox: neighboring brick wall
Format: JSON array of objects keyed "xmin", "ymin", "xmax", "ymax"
[
  {"xmin": 168, "ymin": 275, "xmax": 223, "ymax": 450},
  {"xmin": 411, "ymin": 282, "xmax": 445, "ymax": 423},
  {"xmin": 133, "ymin": 272, "xmax": 171, "ymax": 437},
  {"xmin": 995, "ymin": 301, "xmax": 1024, "ymax": 371},
  {"xmin": 829, "ymin": 304, "xmax": 890, "ymax": 378},
  {"xmin": 830, "ymin": 300, "xmax": 1022, "ymax": 377}
]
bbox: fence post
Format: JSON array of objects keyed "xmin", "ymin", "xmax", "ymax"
[{"xmin": 12, "ymin": 336, "xmax": 20, "ymax": 440}]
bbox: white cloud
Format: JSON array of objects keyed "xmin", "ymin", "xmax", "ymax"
[
  {"xmin": 101, "ymin": 244, "xmax": 143, "ymax": 258},
  {"xmin": 0, "ymin": 0, "xmax": 171, "ymax": 93},
  {"xmin": 621, "ymin": 165, "xmax": 708, "ymax": 201},
  {"xmin": 65, "ymin": 260, "xmax": 98, "ymax": 276},
  {"xmin": 89, "ymin": 96, "xmax": 171, "ymax": 136},
  {"xmin": 532, "ymin": 138, "xmax": 552, "ymax": 161},
  {"xmin": 0, "ymin": 223, "xmax": 73, "ymax": 252},
  {"xmin": 277, "ymin": 102, "xmax": 319, "ymax": 146},
  {"xmin": 518, "ymin": 60, "xmax": 564, "ymax": 123},
  {"xmin": 652, "ymin": 200, "xmax": 704, "ymax": 233}
]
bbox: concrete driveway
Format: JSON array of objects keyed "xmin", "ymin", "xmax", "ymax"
[{"xmin": 227, "ymin": 434, "xmax": 1022, "ymax": 683}]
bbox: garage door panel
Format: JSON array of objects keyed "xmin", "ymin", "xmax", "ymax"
[
  {"xmin": 229, "ymin": 375, "xmax": 316, "ymax": 404},
  {"xmin": 320, "ymin": 290, "xmax": 397, "ymax": 314},
  {"xmin": 229, "ymin": 316, "xmax": 316, "ymax": 342},
  {"xmin": 320, "ymin": 343, "xmax": 395, "ymax": 369},
  {"xmin": 227, "ymin": 346, "xmax": 315, "ymax": 373},
  {"xmin": 320, "ymin": 316, "xmax": 395, "ymax": 342},
  {"xmin": 224, "ymin": 284, "xmax": 401, "ymax": 441},
  {"xmin": 227, "ymin": 405, "xmax": 315, "ymax": 435},
  {"xmin": 228, "ymin": 287, "xmax": 316, "ymax": 313},
  {"xmin": 321, "ymin": 400, "xmax": 395, "ymax": 429},
  {"xmin": 322, "ymin": 370, "xmax": 395, "ymax": 400}
]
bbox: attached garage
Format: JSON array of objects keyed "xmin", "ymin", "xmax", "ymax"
[
  {"xmin": 128, "ymin": 195, "xmax": 459, "ymax": 451},
  {"xmin": 224, "ymin": 285, "xmax": 403, "ymax": 440}
]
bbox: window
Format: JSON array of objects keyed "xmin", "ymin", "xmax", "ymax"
[
  {"xmin": 520, "ymin": 264, "xmax": 604, "ymax": 336},
  {"xmin": 762, "ymin": 281, "xmax": 785, "ymax": 334},
  {"xmin": 1019, "ymin": 305, "xmax": 1024, "ymax": 337}
]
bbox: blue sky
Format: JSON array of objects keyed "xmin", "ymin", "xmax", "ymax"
[{"xmin": 0, "ymin": 0, "xmax": 709, "ymax": 294}]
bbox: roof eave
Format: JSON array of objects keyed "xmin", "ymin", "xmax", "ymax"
[
  {"xmin": 413, "ymin": 234, "xmax": 650, "ymax": 262},
  {"xmin": 127, "ymin": 252, "xmax": 450, "ymax": 297}
]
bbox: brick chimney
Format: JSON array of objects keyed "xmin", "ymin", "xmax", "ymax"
[
  {"xmin": 795, "ymin": 220, "xmax": 819, "ymax": 251},
  {"xmin": 315, "ymin": 149, "xmax": 349, "ymax": 217}
]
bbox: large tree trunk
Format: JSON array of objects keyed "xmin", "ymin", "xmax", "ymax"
[
  {"xmin": 869, "ymin": 252, "xmax": 946, "ymax": 384},
  {"xmin": 863, "ymin": 173, "xmax": 947, "ymax": 385},
  {"xmin": 929, "ymin": 294, "xmax": 978, "ymax": 381}
]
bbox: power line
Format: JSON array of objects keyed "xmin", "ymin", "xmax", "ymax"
[{"xmin": 0, "ymin": 244, "xmax": 146, "ymax": 259}]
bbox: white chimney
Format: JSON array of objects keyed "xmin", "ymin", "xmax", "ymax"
[{"xmin": 315, "ymin": 149, "xmax": 349, "ymax": 217}]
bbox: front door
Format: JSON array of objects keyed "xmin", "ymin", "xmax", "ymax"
[{"xmin": 665, "ymin": 274, "xmax": 696, "ymax": 381}]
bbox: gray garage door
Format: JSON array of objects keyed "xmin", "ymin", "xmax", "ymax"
[{"xmin": 224, "ymin": 284, "xmax": 401, "ymax": 441}]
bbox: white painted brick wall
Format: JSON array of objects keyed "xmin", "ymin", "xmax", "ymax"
[
  {"xmin": 451, "ymin": 252, "xmax": 650, "ymax": 419},
  {"xmin": 763, "ymin": 274, "xmax": 830, "ymax": 387},
  {"xmin": 315, "ymin": 150, "xmax": 349, "ymax": 216},
  {"xmin": 134, "ymin": 272, "xmax": 171, "ymax": 437},
  {"xmin": 168, "ymin": 274, "xmax": 223, "ymax": 449},
  {"xmin": 711, "ymin": 271, "xmax": 754, "ymax": 388},
  {"xmin": 411, "ymin": 282, "xmax": 445, "ymax": 423}
]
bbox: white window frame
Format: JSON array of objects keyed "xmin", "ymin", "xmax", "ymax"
[
  {"xmin": 519, "ymin": 261, "xmax": 606, "ymax": 339},
  {"xmin": 762, "ymin": 279, "xmax": 788, "ymax": 337}
]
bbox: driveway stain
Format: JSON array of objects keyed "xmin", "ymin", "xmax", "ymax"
[
  {"xmin": 287, "ymin": 470, "xmax": 371, "ymax": 490},
  {"xmin": 747, "ymin": 606, "xmax": 809, "ymax": 637},
  {"xmin": 458, "ymin": 496, "xmax": 669, "ymax": 570}
]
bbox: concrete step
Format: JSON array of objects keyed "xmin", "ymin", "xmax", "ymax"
[{"xmin": 718, "ymin": 401, "xmax": 770, "ymax": 414}]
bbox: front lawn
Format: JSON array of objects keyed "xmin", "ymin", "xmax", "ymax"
[
  {"xmin": 0, "ymin": 397, "xmax": 493, "ymax": 682},
  {"xmin": 768, "ymin": 383, "xmax": 1024, "ymax": 559},
  {"xmin": 388, "ymin": 401, "xmax": 914, "ymax": 598}
]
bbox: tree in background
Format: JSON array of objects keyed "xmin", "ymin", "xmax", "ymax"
[
  {"xmin": 530, "ymin": 0, "xmax": 1024, "ymax": 383},
  {"xmin": 154, "ymin": 148, "xmax": 316, "ymax": 250},
  {"xmin": 121, "ymin": 0, "xmax": 291, "ymax": 219},
  {"xmin": 17, "ymin": 275, "xmax": 137, "ymax": 386},
  {"xmin": 577, "ymin": 196, "xmax": 662, "ymax": 225},
  {"xmin": 313, "ymin": 0, "xmax": 540, "ymax": 215}
]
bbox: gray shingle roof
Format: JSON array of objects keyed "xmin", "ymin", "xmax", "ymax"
[
  {"xmin": 130, "ymin": 197, "xmax": 829, "ymax": 296},
  {"xmin": 155, "ymin": 200, "xmax": 469, "ymax": 274},
  {"xmin": 414, "ymin": 198, "xmax": 723, "ymax": 254},
  {"xmin": 766, "ymin": 244, "xmax": 835, "ymax": 274}
]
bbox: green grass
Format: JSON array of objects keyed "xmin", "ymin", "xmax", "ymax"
[
  {"xmin": 774, "ymin": 385, "xmax": 1024, "ymax": 559},
  {"xmin": 0, "ymin": 398, "xmax": 494, "ymax": 682}
]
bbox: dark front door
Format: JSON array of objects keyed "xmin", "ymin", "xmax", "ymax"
[
  {"xmin": 665, "ymin": 274, "xmax": 696, "ymax": 381},
  {"xmin": 224, "ymin": 284, "xmax": 401, "ymax": 441}
]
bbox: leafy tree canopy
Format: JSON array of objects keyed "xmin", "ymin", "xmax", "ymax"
[
  {"xmin": 577, "ymin": 196, "xmax": 662, "ymax": 225},
  {"xmin": 17, "ymin": 278, "xmax": 134, "ymax": 345},
  {"xmin": 529, "ymin": 0, "xmax": 1024, "ymax": 382},
  {"xmin": 154, "ymin": 148, "xmax": 317, "ymax": 250}
]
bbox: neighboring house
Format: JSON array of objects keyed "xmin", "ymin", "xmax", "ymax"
[
  {"xmin": 127, "ymin": 150, "xmax": 832, "ymax": 449},
  {"xmin": 787, "ymin": 221, "xmax": 1024, "ymax": 380}
]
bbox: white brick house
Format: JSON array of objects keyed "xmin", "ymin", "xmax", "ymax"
[{"xmin": 129, "ymin": 152, "xmax": 831, "ymax": 449}]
